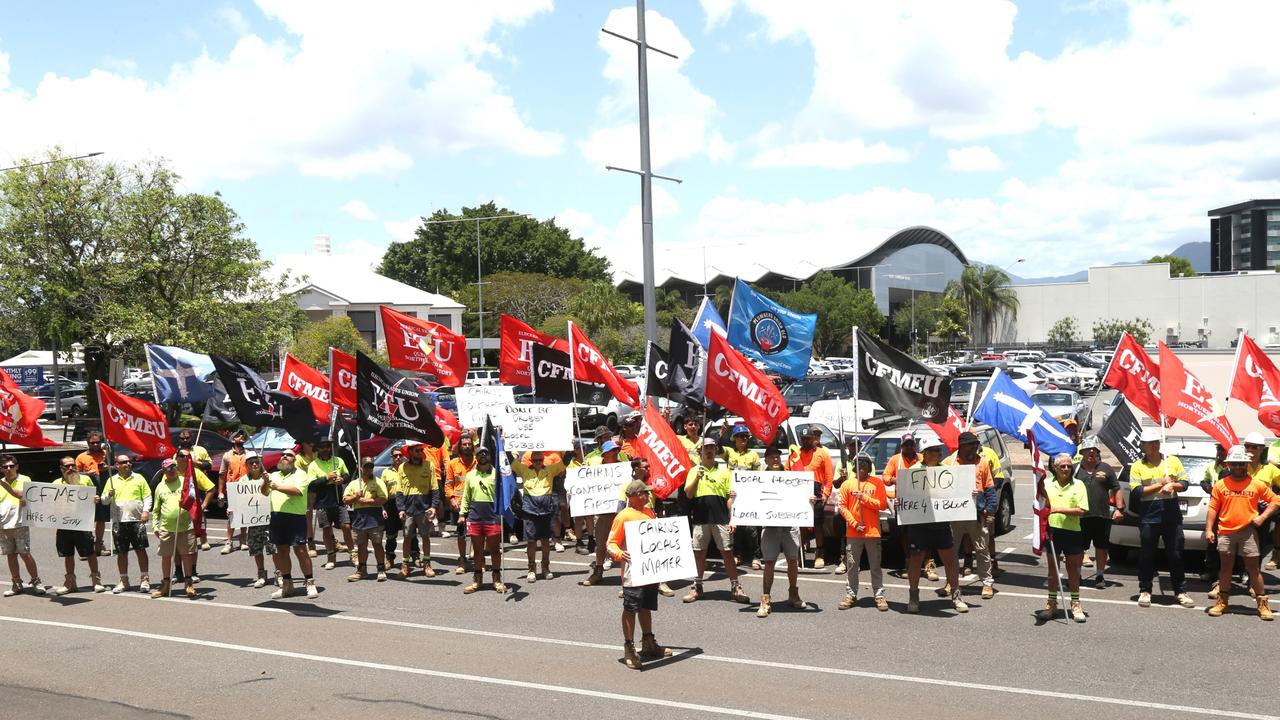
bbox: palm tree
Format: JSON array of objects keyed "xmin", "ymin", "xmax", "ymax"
[{"xmin": 946, "ymin": 265, "xmax": 1019, "ymax": 345}]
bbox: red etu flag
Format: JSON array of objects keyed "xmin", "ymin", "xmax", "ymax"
[
  {"xmin": 1104, "ymin": 332, "xmax": 1173, "ymax": 427},
  {"xmin": 1158, "ymin": 342, "xmax": 1236, "ymax": 448},
  {"xmin": 380, "ymin": 305, "xmax": 469, "ymax": 387},
  {"xmin": 926, "ymin": 405, "xmax": 966, "ymax": 452},
  {"xmin": 1229, "ymin": 333, "xmax": 1280, "ymax": 435},
  {"xmin": 329, "ymin": 348, "xmax": 358, "ymax": 413},
  {"xmin": 705, "ymin": 333, "xmax": 790, "ymax": 445},
  {"xmin": 0, "ymin": 370, "xmax": 59, "ymax": 448},
  {"xmin": 634, "ymin": 401, "xmax": 692, "ymax": 499},
  {"xmin": 280, "ymin": 353, "xmax": 330, "ymax": 422},
  {"xmin": 97, "ymin": 381, "xmax": 174, "ymax": 458},
  {"xmin": 499, "ymin": 315, "xmax": 568, "ymax": 387},
  {"xmin": 568, "ymin": 322, "xmax": 640, "ymax": 409},
  {"xmin": 180, "ymin": 458, "xmax": 206, "ymax": 539}
]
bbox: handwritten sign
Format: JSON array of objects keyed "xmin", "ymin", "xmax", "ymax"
[
  {"xmin": 503, "ymin": 404, "xmax": 573, "ymax": 451},
  {"xmin": 730, "ymin": 470, "xmax": 815, "ymax": 527},
  {"xmin": 624, "ymin": 515, "xmax": 697, "ymax": 586},
  {"xmin": 894, "ymin": 464, "xmax": 975, "ymax": 525},
  {"xmin": 566, "ymin": 464, "xmax": 629, "ymax": 517},
  {"xmin": 455, "ymin": 385, "xmax": 515, "ymax": 429},
  {"xmin": 227, "ymin": 480, "xmax": 272, "ymax": 529},
  {"xmin": 20, "ymin": 482, "xmax": 95, "ymax": 530}
]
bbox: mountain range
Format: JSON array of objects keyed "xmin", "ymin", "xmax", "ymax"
[{"xmin": 1005, "ymin": 241, "xmax": 1210, "ymax": 285}]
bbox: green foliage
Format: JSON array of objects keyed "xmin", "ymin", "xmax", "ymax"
[
  {"xmin": 453, "ymin": 272, "xmax": 584, "ymax": 337},
  {"xmin": 377, "ymin": 203, "xmax": 611, "ymax": 296},
  {"xmin": 1092, "ymin": 317, "xmax": 1154, "ymax": 346},
  {"xmin": 890, "ymin": 292, "xmax": 969, "ymax": 352},
  {"xmin": 1047, "ymin": 316, "xmax": 1080, "ymax": 347},
  {"xmin": 946, "ymin": 265, "xmax": 1019, "ymax": 345},
  {"xmin": 1148, "ymin": 254, "xmax": 1197, "ymax": 278},
  {"xmin": 568, "ymin": 282, "xmax": 643, "ymax": 334},
  {"xmin": 777, "ymin": 271, "xmax": 884, "ymax": 356},
  {"xmin": 655, "ymin": 288, "xmax": 695, "ymax": 330},
  {"xmin": 289, "ymin": 316, "xmax": 383, "ymax": 369}
]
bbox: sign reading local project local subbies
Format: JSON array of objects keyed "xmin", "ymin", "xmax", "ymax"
[
  {"xmin": 624, "ymin": 515, "xmax": 697, "ymax": 586},
  {"xmin": 894, "ymin": 464, "xmax": 976, "ymax": 525},
  {"xmin": 565, "ymin": 464, "xmax": 629, "ymax": 517},
  {"xmin": 19, "ymin": 482, "xmax": 95, "ymax": 530},
  {"xmin": 729, "ymin": 470, "xmax": 814, "ymax": 527},
  {"xmin": 227, "ymin": 481, "xmax": 272, "ymax": 529},
  {"xmin": 454, "ymin": 385, "xmax": 514, "ymax": 429},
  {"xmin": 501, "ymin": 403, "xmax": 573, "ymax": 452}
]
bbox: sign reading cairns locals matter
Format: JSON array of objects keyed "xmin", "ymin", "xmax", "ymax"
[
  {"xmin": 227, "ymin": 481, "xmax": 272, "ymax": 529},
  {"xmin": 565, "ymin": 464, "xmax": 630, "ymax": 517},
  {"xmin": 502, "ymin": 404, "xmax": 573, "ymax": 452},
  {"xmin": 624, "ymin": 515, "xmax": 697, "ymax": 586},
  {"xmin": 894, "ymin": 464, "xmax": 975, "ymax": 525},
  {"xmin": 454, "ymin": 385, "xmax": 514, "ymax": 429},
  {"xmin": 729, "ymin": 470, "xmax": 814, "ymax": 527},
  {"xmin": 19, "ymin": 482, "xmax": 95, "ymax": 530}
]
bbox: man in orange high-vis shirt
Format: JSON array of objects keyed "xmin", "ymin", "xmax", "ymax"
[
  {"xmin": 838, "ymin": 453, "xmax": 887, "ymax": 611},
  {"xmin": 608, "ymin": 480, "xmax": 675, "ymax": 669}
]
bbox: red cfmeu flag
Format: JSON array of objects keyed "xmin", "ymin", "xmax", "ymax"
[
  {"xmin": 435, "ymin": 406, "xmax": 462, "ymax": 446},
  {"xmin": 705, "ymin": 333, "xmax": 790, "ymax": 445},
  {"xmin": 927, "ymin": 405, "xmax": 966, "ymax": 452},
  {"xmin": 1158, "ymin": 342, "xmax": 1237, "ymax": 448},
  {"xmin": 329, "ymin": 348, "xmax": 358, "ymax": 413},
  {"xmin": 634, "ymin": 400, "xmax": 692, "ymax": 499},
  {"xmin": 281, "ymin": 353, "xmax": 330, "ymax": 422},
  {"xmin": 569, "ymin": 321, "xmax": 641, "ymax": 409},
  {"xmin": 380, "ymin": 305, "xmax": 469, "ymax": 387},
  {"xmin": 180, "ymin": 459, "xmax": 206, "ymax": 539},
  {"xmin": 499, "ymin": 315, "xmax": 568, "ymax": 387},
  {"xmin": 1104, "ymin": 332, "xmax": 1173, "ymax": 427},
  {"xmin": 0, "ymin": 370, "xmax": 58, "ymax": 448},
  {"xmin": 96, "ymin": 381, "xmax": 174, "ymax": 458},
  {"xmin": 1229, "ymin": 333, "xmax": 1280, "ymax": 435}
]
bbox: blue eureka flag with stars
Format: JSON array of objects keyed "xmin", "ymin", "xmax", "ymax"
[
  {"xmin": 690, "ymin": 296, "xmax": 727, "ymax": 350},
  {"xmin": 973, "ymin": 369, "xmax": 1076, "ymax": 457},
  {"xmin": 726, "ymin": 278, "xmax": 817, "ymax": 380},
  {"xmin": 146, "ymin": 344, "xmax": 215, "ymax": 404}
]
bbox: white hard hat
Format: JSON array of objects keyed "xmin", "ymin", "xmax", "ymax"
[
  {"xmin": 917, "ymin": 436, "xmax": 945, "ymax": 452},
  {"xmin": 1244, "ymin": 431, "xmax": 1268, "ymax": 447},
  {"xmin": 1138, "ymin": 428, "xmax": 1162, "ymax": 444},
  {"xmin": 1225, "ymin": 445, "xmax": 1251, "ymax": 463}
]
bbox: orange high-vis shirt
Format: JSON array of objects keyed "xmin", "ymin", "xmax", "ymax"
[
  {"xmin": 882, "ymin": 453, "xmax": 919, "ymax": 487},
  {"xmin": 520, "ymin": 451, "xmax": 563, "ymax": 467},
  {"xmin": 839, "ymin": 475, "xmax": 886, "ymax": 538},
  {"xmin": 942, "ymin": 455, "xmax": 995, "ymax": 492},
  {"xmin": 607, "ymin": 505, "xmax": 656, "ymax": 563},
  {"xmin": 788, "ymin": 446, "xmax": 834, "ymax": 499},
  {"xmin": 75, "ymin": 449, "xmax": 107, "ymax": 475},
  {"xmin": 1209, "ymin": 476, "xmax": 1278, "ymax": 534},
  {"xmin": 445, "ymin": 456, "xmax": 477, "ymax": 506}
]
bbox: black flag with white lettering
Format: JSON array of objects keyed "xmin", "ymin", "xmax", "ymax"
[
  {"xmin": 667, "ymin": 317, "xmax": 707, "ymax": 409},
  {"xmin": 354, "ymin": 351, "xmax": 444, "ymax": 446},
  {"xmin": 854, "ymin": 328, "xmax": 950, "ymax": 423},
  {"xmin": 201, "ymin": 376, "xmax": 239, "ymax": 424},
  {"xmin": 645, "ymin": 342, "xmax": 672, "ymax": 399},
  {"xmin": 330, "ymin": 410, "xmax": 359, "ymax": 479},
  {"xmin": 530, "ymin": 343, "xmax": 609, "ymax": 405},
  {"xmin": 1097, "ymin": 400, "xmax": 1142, "ymax": 465},
  {"xmin": 210, "ymin": 355, "xmax": 292, "ymax": 428},
  {"xmin": 283, "ymin": 396, "xmax": 323, "ymax": 444}
]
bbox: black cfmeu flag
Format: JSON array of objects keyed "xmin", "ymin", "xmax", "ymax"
[
  {"xmin": 1098, "ymin": 400, "xmax": 1142, "ymax": 465},
  {"xmin": 854, "ymin": 329, "xmax": 950, "ymax": 423},
  {"xmin": 667, "ymin": 317, "xmax": 707, "ymax": 409},
  {"xmin": 210, "ymin": 355, "xmax": 292, "ymax": 428},
  {"xmin": 530, "ymin": 343, "xmax": 609, "ymax": 405},
  {"xmin": 354, "ymin": 351, "xmax": 443, "ymax": 446}
]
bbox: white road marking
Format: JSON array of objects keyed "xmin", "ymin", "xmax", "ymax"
[
  {"xmin": 5, "ymin": 609, "xmax": 1271, "ymax": 720},
  {"xmin": 0, "ymin": 615, "xmax": 810, "ymax": 720}
]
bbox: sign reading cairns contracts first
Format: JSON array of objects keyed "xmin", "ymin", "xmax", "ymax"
[
  {"xmin": 854, "ymin": 328, "xmax": 950, "ymax": 423},
  {"xmin": 565, "ymin": 464, "xmax": 630, "ymax": 517},
  {"xmin": 380, "ymin": 306, "xmax": 468, "ymax": 387},
  {"xmin": 96, "ymin": 381, "xmax": 173, "ymax": 458}
]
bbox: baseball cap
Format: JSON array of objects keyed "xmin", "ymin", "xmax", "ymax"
[
  {"xmin": 1079, "ymin": 436, "xmax": 1100, "ymax": 451},
  {"xmin": 243, "ymin": 452, "xmax": 261, "ymax": 462},
  {"xmin": 701, "ymin": 437, "xmax": 719, "ymax": 448},
  {"xmin": 957, "ymin": 431, "xmax": 979, "ymax": 446},
  {"xmin": 475, "ymin": 446, "xmax": 492, "ymax": 456},
  {"xmin": 901, "ymin": 432, "xmax": 917, "ymax": 443},
  {"xmin": 600, "ymin": 440, "xmax": 619, "ymax": 453},
  {"xmin": 594, "ymin": 426, "xmax": 613, "ymax": 438},
  {"xmin": 624, "ymin": 480, "xmax": 649, "ymax": 496},
  {"xmin": 160, "ymin": 459, "xmax": 177, "ymax": 469}
]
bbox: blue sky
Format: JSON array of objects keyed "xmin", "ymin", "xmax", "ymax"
[{"xmin": 2, "ymin": 1, "xmax": 1277, "ymax": 281}]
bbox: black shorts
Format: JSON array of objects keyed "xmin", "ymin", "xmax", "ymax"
[
  {"xmin": 623, "ymin": 584, "xmax": 659, "ymax": 613},
  {"xmin": 112, "ymin": 521, "xmax": 149, "ymax": 553},
  {"xmin": 269, "ymin": 513, "xmax": 308, "ymax": 547},
  {"xmin": 523, "ymin": 513, "xmax": 554, "ymax": 540},
  {"xmin": 907, "ymin": 522, "xmax": 954, "ymax": 553},
  {"xmin": 1079, "ymin": 517, "xmax": 1112, "ymax": 551},
  {"xmin": 94, "ymin": 503, "xmax": 110, "ymax": 523},
  {"xmin": 55, "ymin": 529, "xmax": 94, "ymax": 558},
  {"xmin": 1050, "ymin": 527, "xmax": 1086, "ymax": 556},
  {"xmin": 317, "ymin": 505, "xmax": 350, "ymax": 528}
]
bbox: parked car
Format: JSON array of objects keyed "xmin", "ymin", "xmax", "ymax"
[
  {"xmin": 36, "ymin": 391, "xmax": 88, "ymax": 418},
  {"xmin": 947, "ymin": 375, "xmax": 989, "ymax": 417},
  {"xmin": 1035, "ymin": 361, "xmax": 1096, "ymax": 392},
  {"xmin": 1030, "ymin": 389, "xmax": 1092, "ymax": 430},
  {"xmin": 464, "ymin": 369, "xmax": 500, "ymax": 386},
  {"xmin": 779, "ymin": 376, "xmax": 854, "ymax": 416},
  {"xmin": 33, "ymin": 378, "xmax": 86, "ymax": 397},
  {"xmin": 613, "ymin": 365, "xmax": 644, "ymax": 379}
]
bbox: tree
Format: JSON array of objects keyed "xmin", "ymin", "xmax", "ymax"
[
  {"xmin": 289, "ymin": 316, "xmax": 383, "ymax": 369},
  {"xmin": 453, "ymin": 272, "xmax": 584, "ymax": 336},
  {"xmin": 568, "ymin": 282, "xmax": 643, "ymax": 335},
  {"xmin": 1092, "ymin": 317, "xmax": 1154, "ymax": 346},
  {"xmin": 779, "ymin": 271, "xmax": 884, "ymax": 357},
  {"xmin": 655, "ymin": 288, "xmax": 695, "ymax": 330},
  {"xmin": 1148, "ymin": 254, "xmax": 1197, "ymax": 278},
  {"xmin": 946, "ymin": 265, "xmax": 1019, "ymax": 346},
  {"xmin": 889, "ymin": 292, "xmax": 967, "ymax": 352},
  {"xmin": 377, "ymin": 203, "xmax": 611, "ymax": 296},
  {"xmin": 1047, "ymin": 316, "xmax": 1080, "ymax": 348}
]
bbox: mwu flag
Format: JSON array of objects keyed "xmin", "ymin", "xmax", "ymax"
[
  {"xmin": 354, "ymin": 351, "xmax": 444, "ymax": 446},
  {"xmin": 972, "ymin": 369, "xmax": 1075, "ymax": 457},
  {"xmin": 727, "ymin": 278, "xmax": 817, "ymax": 380},
  {"xmin": 211, "ymin": 355, "xmax": 291, "ymax": 429},
  {"xmin": 705, "ymin": 332, "xmax": 789, "ymax": 444},
  {"xmin": 854, "ymin": 328, "xmax": 951, "ymax": 423},
  {"xmin": 1228, "ymin": 333, "xmax": 1280, "ymax": 435},
  {"xmin": 0, "ymin": 371, "xmax": 58, "ymax": 448},
  {"xmin": 96, "ymin": 381, "xmax": 174, "ymax": 458},
  {"xmin": 499, "ymin": 315, "xmax": 568, "ymax": 387},
  {"xmin": 145, "ymin": 344, "xmax": 215, "ymax": 404},
  {"xmin": 569, "ymin": 321, "xmax": 640, "ymax": 409},
  {"xmin": 380, "ymin": 305, "xmax": 468, "ymax": 387},
  {"xmin": 1103, "ymin": 332, "xmax": 1173, "ymax": 427},
  {"xmin": 1158, "ymin": 342, "xmax": 1236, "ymax": 448}
]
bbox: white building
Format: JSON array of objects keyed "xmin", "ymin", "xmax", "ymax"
[
  {"xmin": 283, "ymin": 235, "xmax": 465, "ymax": 352},
  {"xmin": 1003, "ymin": 261, "xmax": 1280, "ymax": 348}
]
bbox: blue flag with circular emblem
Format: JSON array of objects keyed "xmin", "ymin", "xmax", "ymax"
[{"xmin": 726, "ymin": 278, "xmax": 817, "ymax": 380}]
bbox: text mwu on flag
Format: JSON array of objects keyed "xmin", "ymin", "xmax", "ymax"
[
  {"xmin": 354, "ymin": 351, "xmax": 444, "ymax": 446},
  {"xmin": 500, "ymin": 314, "xmax": 568, "ymax": 387},
  {"xmin": 727, "ymin": 278, "xmax": 817, "ymax": 380},
  {"xmin": 380, "ymin": 305, "xmax": 468, "ymax": 387},
  {"xmin": 705, "ymin": 332, "xmax": 789, "ymax": 444}
]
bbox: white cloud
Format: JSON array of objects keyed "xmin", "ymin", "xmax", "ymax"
[
  {"xmin": 339, "ymin": 199, "xmax": 378, "ymax": 221},
  {"xmin": 0, "ymin": 1, "xmax": 562, "ymax": 186},
  {"xmin": 218, "ymin": 6, "xmax": 250, "ymax": 35},
  {"xmin": 559, "ymin": 186, "xmax": 682, "ymax": 281},
  {"xmin": 945, "ymin": 145, "xmax": 1003, "ymax": 172},
  {"xmin": 750, "ymin": 132, "xmax": 911, "ymax": 169},
  {"xmin": 383, "ymin": 215, "xmax": 421, "ymax": 244}
]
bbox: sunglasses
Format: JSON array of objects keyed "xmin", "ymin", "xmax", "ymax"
[
  {"xmin": 1, "ymin": 464, "xmax": 15, "ymax": 470},
  {"xmin": 60, "ymin": 464, "xmax": 75, "ymax": 470},
  {"xmin": 281, "ymin": 453, "xmax": 296, "ymax": 459},
  {"xmin": 115, "ymin": 461, "xmax": 132, "ymax": 465}
]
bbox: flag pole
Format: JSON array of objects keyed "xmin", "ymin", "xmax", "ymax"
[
  {"xmin": 1224, "ymin": 331, "xmax": 1246, "ymax": 415},
  {"xmin": 851, "ymin": 326, "xmax": 860, "ymax": 447},
  {"xmin": 567, "ymin": 321, "xmax": 583, "ymax": 446},
  {"xmin": 1082, "ymin": 333, "xmax": 1124, "ymax": 438}
]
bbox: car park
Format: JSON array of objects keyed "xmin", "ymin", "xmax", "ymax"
[
  {"xmin": 36, "ymin": 390, "xmax": 88, "ymax": 418},
  {"xmin": 1030, "ymin": 389, "xmax": 1092, "ymax": 430},
  {"xmin": 464, "ymin": 369, "xmax": 500, "ymax": 386},
  {"xmin": 779, "ymin": 375, "xmax": 854, "ymax": 416}
]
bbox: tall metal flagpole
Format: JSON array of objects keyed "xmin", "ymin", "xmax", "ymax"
[{"xmin": 1082, "ymin": 334, "xmax": 1124, "ymax": 438}]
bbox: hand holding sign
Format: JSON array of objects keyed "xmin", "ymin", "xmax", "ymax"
[{"xmin": 895, "ymin": 464, "xmax": 976, "ymax": 525}]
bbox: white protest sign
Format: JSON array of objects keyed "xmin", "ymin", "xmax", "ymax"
[
  {"xmin": 455, "ymin": 385, "xmax": 515, "ymax": 428},
  {"xmin": 19, "ymin": 482, "xmax": 95, "ymax": 530},
  {"xmin": 894, "ymin": 463, "xmax": 975, "ymax": 525},
  {"xmin": 502, "ymin": 404, "xmax": 573, "ymax": 451},
  {"xmin": 730, "ymin": 470, "xmax": 814, "ymax": 527},
  {"xmin": 227, "ymin": 480, "xmax": 272, "ymax": 529},
  {"xmin": 566, "ymin": 464, "xmax": 629, "ymax": 517},
  {"xmin": 807, "ymin": 399, "xmax": 883, "ymax": 434},
  {"xmin": 624, "ymin": 515, "xmax": 697, "ymax": 586}
]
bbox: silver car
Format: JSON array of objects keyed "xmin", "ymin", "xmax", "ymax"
[{"xmin": 1030, "ymin": 389, "xmax": 1091, "ymax": 430}]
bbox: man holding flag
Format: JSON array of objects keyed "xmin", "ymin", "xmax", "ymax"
[{"xmin": 149, "ymin": 456, "xmax": 212, "ymax": 600}]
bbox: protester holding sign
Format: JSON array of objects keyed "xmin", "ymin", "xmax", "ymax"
[
  {"xmin": 722, "ymin": 424, "xmax": 763, "ymax": 569},
  {"xmin": 683, "ymin": 439, "xmax": 749, "ymax": 604},
  {"xmin": 1039, "ymin": 453, "xmax": 1090, "ymax": 623},
  {"xmin": 511, "ymin": 451, "xmax": 566, "ymax": 582},
  {"xmin": 241, "ymin": 454, "xmax": 276, "ymax": 589},
  {"xmin": 608, "ymin": 480, "xmax": 675, "ymax": 670},
  {"xmin": 941, "ymin": 432, "xmax": 997, "ymax": 601},
  {"xmin": 788, "ymin": 427, "xmax": 833, "ymax": 569},
  {"xmin": 265, "ymin": 450, "xmax": 319, "ymax": 600},
  {"xmin": 581, "ymin": 440, "xmax": 626, "ymax": 586},
  {"xmin": 461, "ymin": 446, "xmax": 505, "ymax": 594},
  {"xmin": 101, "ymin": 455, "xmax": 152, "ymax": 594},
  {"xmin": 74, "ymin": 431, "xmax": 111, "ymax": 556},
  {"xmin": 838, "ymin": 453, "xmax": 887, "ymax": 611},
  {"xmin": 343, "ymin": 456, "xmax": 390, "ymax": 583},
  {"xmin": 753, "ymin": 446, "xmax": 813, "ymax": 617},
  {"xmin": 0, "ymin": 455, "xmax": 45, "ymax": 597},
  {"xmin": 50, "ymin": 458, "xmax": 105, "ymax": 595},
  {"xmin": 903, "ymin": 438, "xmax": 967, "ymax": 614}
]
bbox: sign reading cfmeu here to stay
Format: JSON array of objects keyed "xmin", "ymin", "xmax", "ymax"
[
  {"xmin": 730, "ymin": 470, "xmax": 814, "ymax": 527},
  {"xmin": 20, "ymin": 482, "xmax": 95, "ymax": 530},
  {"xmin": 565, "ymin": 464, "xmax": 629, "ymax": 517},
  {"xmin": 624, "ymin": 515, "xmax": 696, "ymax": 586},
  {"xmin": 227, "ymin": 480, "xmax": 272, "ymax": 529},
  {"xmin": 894, "ymin": 464, "xmax": 975, "ymax": 525}
]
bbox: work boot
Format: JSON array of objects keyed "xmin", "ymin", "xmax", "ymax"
[
  {"xmin": 730, "ymin": 582, "xmax": 749, "ymax": 603},
  {"xmin": 1267, "ymin": 551, "xmax": 1279, "ymax": 571},
  {"xmin": 454, "ymin": 557, "xmax": 467, "ymax": 575},
  {"xmin": 907, "ymin": 587, "xmax": 920, "ymax": 613},
  {"xmin": 875, "ymin": 596, "xmax": 889, "ymax": 611},
  {"xmin": 400, "ymin": 562, "xmax": 412, "ymax": 578},
  {"xmin": 139, "ymin": 575, "xmax": 151, "ymax": 593},
  {"xmin": 422, "ymin": 560, "xmax": 437, "ymax": 578},
  {"xmin": 348, "ymin": 569, "xmax": 365, "ymax": 582},
  {"xmin": 2, "ymin": 580, "xmax": 21, "ymax": 597},
  {"xmin": 307, "ymin": 541, "xmax": 318, "ymax": 558},
  {"xmin": 838, "ymin": 593, "xmax": 856, "ymax": 610},
  {"xmin": 981, "ymin": 584, "xmax": 995, "ymax": 600},
  {"xmin": 640, "ymin": 633, "xmax": 673, "ymax": 660},
  {"xmin": 150, "ymin": 578, "xmax": 172, "ymax": 599},
  {"xmin": 951, "ymin": 591, "xmax": 969, "ymax": 613},
  {"xmin": 1070, "ymin": 599, "xmax": 1086, "ymax": 623},
  {"xmin": 1258, "ymin": 595, "xmax": 1274, "ymax": 621},
  {"xmin": 527, "ymin": 564, "xmax": 537, "ymax": 583},
  {"xmin": 935, "ymin": 582, "xmax": 952, "ymax": 598},
  {"xmin": 463, "ymin": 572, "xmax": 482, "ymax": 594},
  {"xmin": 493, "ymin": 570, "xmax": 507, "ymax": 594},
  {"xmin": 786, "ymin": 586, "xmax": 804, "ymax": 609},
  {"xmin": 924, "ymin": 559, "xmax": 938, "ymax": 582},
  {"xmin": 1208, "ymin": 593, "xmax": 1229, "ymax": 617},
  {"xmin": 682, "ymin": 583, "xmax": 703, "ymax": 603},
  {"xmin": 1036, "ymin": 599, "xmax": 1059, "ymax": 621},
  {"xmin": 814, "ymin": 557, "xmax": 826, "ymax": 570},
  {"xmin": 28, "ymin": 577, "xmax": 45, "ymax": 595},
  {"xmin": 112, "ymin": 576, "xmax": 129, "ymax": 594},
  {"xmin": 305, "ymin": 579, "xmax": 319, "ymax": 599},
  {"xmin": 580, "ymin": 564, "xmax": 604, "ymax": 587},
  {"xmin": 92, "ymin": 573, "xmax": 106, "ymax": 593},
  {"xmin": 541, "ymin": 562, "xmax": 554, "ymax": 580},
  {"xmin": 623, "ymin": 641, "xmax": 641, "ymax": 670},
  {"xmin": 757, "ymin": 593, "xmax": 772, "ymax": 618},
  {"xmin": 1208, "ymin": 581, "xmax": 1220, "ymax": 600},
  {"xmin": 52, "ymin": 574, "xmax": 77, "ymax": 596},
  {"xmin": 271, "ymin": 578, "xmax": 294, "ymax": 599},
  {"xmin": 658, "ymin": 582, "xmax": 674, "ymax": 597},
  {"xmin": 324, "ymin": 553, "xmax": 337, "ymax": 570},
  {"xmin": 185, "ymin": 580, "xmax": 197, "ymax": 599},
  {"xmin": 834, "ymin": 561, "xmax": 847, "ymax": 575}
]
